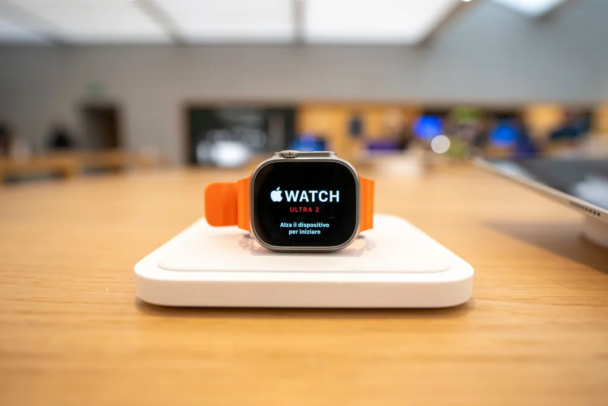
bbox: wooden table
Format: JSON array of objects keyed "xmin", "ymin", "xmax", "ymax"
[{"xmin": 1, "ymin": 164, "xmax": 607, "ymax": 405}]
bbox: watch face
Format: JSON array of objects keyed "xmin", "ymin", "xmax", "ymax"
[{"xmin": 252, "ymin": 160, "xmax": 358, "ymax": 249}]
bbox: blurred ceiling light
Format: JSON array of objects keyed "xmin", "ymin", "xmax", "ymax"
[
  {"xmin": 492, "ymin": 0, "xmax": 568, "ymax": 17},
  {"xmin": 5, "ymin": 0, "xmax": 170, "ymax": 44},
  {"xmin": 0, "ymin": 17, "xmax": 48, "ymax": 44},
  {"xmin": 431, "ymin": 135, "xmax": 451, "ymax": 154},
  {"xmin": 304, "ymin": 0, "xmax": 460, "ymax": 45},
  {"xmin": 151, "ymin": 0, "xmax": 294, "ymax": 43}
]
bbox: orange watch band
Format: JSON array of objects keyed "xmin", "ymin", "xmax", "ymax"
[
  {"xmin": 204, "ymin": 176, "xmax": 251, "ymax": 232},
  {"xmin": 205, "ymin": 176, "xmax": 374, "ymax": 233},
  {"xmin": 359, "ymin": 177, "xmax": 374, "ymax": 232},
  {"xmin": 236, "ymin": 176, "xmax": 251, "ymax": 232}
]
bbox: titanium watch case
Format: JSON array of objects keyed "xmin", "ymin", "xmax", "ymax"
[{"xmin": 249, "ymin": 150, "xmax": 361, "ymax": 252}]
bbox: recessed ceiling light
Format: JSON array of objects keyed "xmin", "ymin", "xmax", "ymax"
[
  {"xmin": 151, "ymin": 0, "xmax": 294, "ymax": 43},
  {"xmin": 492, "ymin": 0, "xmax": 568, "ymax": 17},
  {"xmin": 6, "ymin": 0, "xmax": 170, "ymax": 44},
  {"xmin": 304, "ymin": 0, "xmax": 460, "ymax": 45}
]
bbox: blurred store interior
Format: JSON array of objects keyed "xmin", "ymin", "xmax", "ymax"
[{"xmin": 0, "ymin": 0, "xmax": 607, "ymax": 182}]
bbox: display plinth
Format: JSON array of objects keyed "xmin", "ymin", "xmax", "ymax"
[{"xmin": 134, "ymin": 214, "xmax": 474, "ymax": 308}]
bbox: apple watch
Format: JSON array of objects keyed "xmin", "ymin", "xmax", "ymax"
[{"xmin": 204, "ymin": 150, "xmax": 374, "ymax": 252}]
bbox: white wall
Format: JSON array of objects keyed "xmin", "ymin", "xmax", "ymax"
[{"xmin": 0, "ymin": 0, "xmax": 607, "ymax": 163}]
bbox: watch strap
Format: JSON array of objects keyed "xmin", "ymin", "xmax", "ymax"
[
  {"xmin": 204, "ymin": 176, "xmax": 251, "ymax": 232},
  {"xmin": 236, "ymin": 176, "xmax": 251, "ymax": 231},
  {"xmin": 359, "ymin": 176, "xmax": 374, "ymax": 232}
]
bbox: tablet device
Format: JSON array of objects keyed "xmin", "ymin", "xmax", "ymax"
[{"xmin": 475, "ymin": 158, "xmax": 608, "ymax": 247}]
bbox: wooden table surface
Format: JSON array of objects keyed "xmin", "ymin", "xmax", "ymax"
[{"xmin": 1, "ymin": 164, "xmax": 607, "ymax": 405}]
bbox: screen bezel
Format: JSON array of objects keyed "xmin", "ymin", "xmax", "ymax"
[
  {"xmin": 474, "ymin": 157, "xmax": 608, "ymax": 226},
  {"xmin": 250, "ymin": 155, "xmax": 361, "ymax": 252}
]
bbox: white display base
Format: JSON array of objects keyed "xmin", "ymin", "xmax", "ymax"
[
  {"xmin": 134, "ymin": 214, "xmax": 474, "ymax": 308},
  {"xmin": 583, "ymin": 217, "xmax": 608, "ymax": 249}
]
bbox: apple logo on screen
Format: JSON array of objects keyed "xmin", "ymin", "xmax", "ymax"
[{"xmin": 270, "ymin": 187, "xmax": 283, "ymax": 202}]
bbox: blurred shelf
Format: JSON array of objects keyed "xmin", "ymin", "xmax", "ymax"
[{"xmin": 0, "ymin": 150, "xmax": 165, "ymax": 183}]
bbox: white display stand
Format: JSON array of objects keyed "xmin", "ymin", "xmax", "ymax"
[{"xmin": 135, "ymin": 214, "xmax": 473, "ymax": 308}]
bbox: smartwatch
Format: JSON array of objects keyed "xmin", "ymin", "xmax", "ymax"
[{"xmin": 204, "ymin": 150, "xmax": 374, "ymax": 252}]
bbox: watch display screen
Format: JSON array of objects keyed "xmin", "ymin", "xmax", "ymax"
[{"xmin": 252, "ymin": 161, "xmax": 358, "ymax": 248}]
